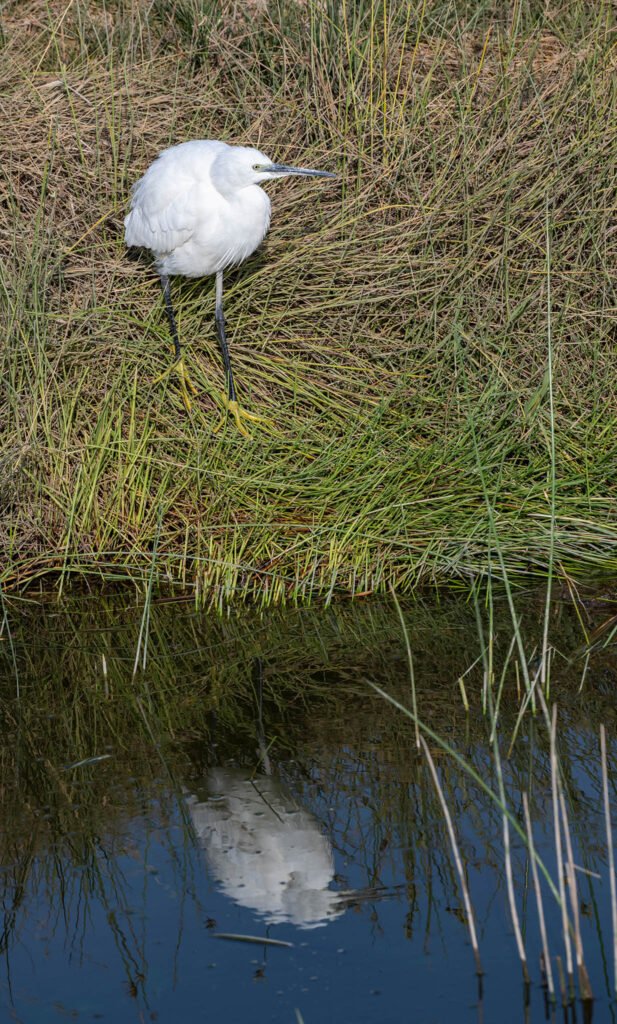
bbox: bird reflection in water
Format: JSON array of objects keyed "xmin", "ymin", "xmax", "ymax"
[{"xmin": 186, "ymin": 769, "xmax": 345, "ymax": 929}]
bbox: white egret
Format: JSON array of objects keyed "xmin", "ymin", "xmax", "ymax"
[{"xmin": 124, "ymin": 140, "xmax": 335, "ymax": 434}]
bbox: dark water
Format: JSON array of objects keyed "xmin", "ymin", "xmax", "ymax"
[{"xmin": 1, "ymin": 592, "xmax": 617, "ymax": 1023}]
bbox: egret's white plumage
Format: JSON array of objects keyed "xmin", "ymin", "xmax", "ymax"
[
  {"xmin": 124, "ymin": 139, "xmax": 335, "ymax": 432},
  {"xmin": 125, "ymin": 141, "xmax": 272, "ymax": 278}
]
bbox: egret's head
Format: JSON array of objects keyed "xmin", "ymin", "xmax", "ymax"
[{"xmin": 211, "ymin": 145, "xmax": 336, "ymax": 193}]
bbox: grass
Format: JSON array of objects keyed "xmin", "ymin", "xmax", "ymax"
[{"xmin": 2, "ymin": 0, "xmax": 617, "ymax": 601}]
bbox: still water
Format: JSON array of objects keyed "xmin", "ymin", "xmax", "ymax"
[{"xmin": 0, "ymin": 593, "xmax": 616, "ymax": 1023}]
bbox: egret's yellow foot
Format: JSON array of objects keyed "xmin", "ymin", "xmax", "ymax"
[
  {"xmin": 152, "ymin": 357, "xmax": 198, "ymax": 412},
  {"xmin": 176, "ymin": 358, "xmax": 198, "ymax": 412},
  {"xmin": 214, "ymin": 396, "xmax": 273, "ymax": 438}
]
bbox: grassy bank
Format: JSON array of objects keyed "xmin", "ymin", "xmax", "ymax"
[{"xmin": 2, "ymin": 0, "xmax": 617, "ymax": 601}]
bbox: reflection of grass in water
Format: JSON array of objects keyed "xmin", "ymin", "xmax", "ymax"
[
  {"xmin": 365, "ymin": 589, "xmax": 615, "ymax": 1006},
  {"xmin": 0, "ymin": 591, "xmax": 616, "ymax": 1009}
]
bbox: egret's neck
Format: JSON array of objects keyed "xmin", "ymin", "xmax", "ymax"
[{"xmin": 210, "ymin": 162, "xmax": 264, "ymax": 200}]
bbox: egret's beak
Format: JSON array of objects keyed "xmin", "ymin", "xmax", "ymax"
[{"xmin": 263, "ymin": 163, "xmax": 336, "ymax": 179}]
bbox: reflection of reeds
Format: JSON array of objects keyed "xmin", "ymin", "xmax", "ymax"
[
  {"xmin": 376, "ymin": 587, "xmax": 613, "ymax": 1005},
  {"xmin": 522, "ymin": 792, "xmax": 554, "ymax": 1000},
  {"xmin": 491, "ymin": 724, "xmax": 529, "ymax": 985},
  {"xmin": 600, "ymin": 724, "xmax": 617, "ymax": 998},
  {"xmin": 420, "ymin": 736, "xmax": 482, "ymax": 975},
  {"xmin": 391, "ymin": 586, "xmax": 419, "ymax": 749},
  {"xmin": 547, "ymin": 702, "xmax": 574, "ymax": 1000},
  {"xmin": 558, "ymin": 786, "xmax": 592, "ymax": 1001},
  {"xmin": 0, "ymin": 592, "xmax": 615, "ymax": 1015}
]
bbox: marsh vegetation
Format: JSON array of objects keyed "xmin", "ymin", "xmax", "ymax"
[{"xmin": 2, "ymin": 1, "xmax": 617, "ymax": 598}]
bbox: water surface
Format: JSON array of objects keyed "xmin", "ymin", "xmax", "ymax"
[{"xmin": 1, "ymin": 593, "xmax": 616, "ymax": 1022}]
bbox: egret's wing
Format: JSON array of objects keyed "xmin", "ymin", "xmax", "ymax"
[
  {"xmin": 125, "ymin": 140, "xmax": 229, "ymax": 256},
  {"xmin": 124, "ymin": 179, "xmax": 200, "ymax": 254}
]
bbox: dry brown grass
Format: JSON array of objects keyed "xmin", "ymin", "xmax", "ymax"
[{"xmin": 2, "ymin": 1, "xmax": 617, "ymax": 601}]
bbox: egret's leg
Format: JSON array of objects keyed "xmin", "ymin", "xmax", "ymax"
[
  {"xmin": 213, "ymin": 270, "xmax": 270, "ymax": 437},
  {"xmin": 161, "ymin": 274, "xmax": 182, "ymax": 364},
  {"xmin": 156, "ymin": 273, "xmax": 197, "ymax": 409},
  {"xmin": 214, "ymin": 269, "xmax": 238, "ymax": 402}
]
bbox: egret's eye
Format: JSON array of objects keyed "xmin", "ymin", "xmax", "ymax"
[{"xmin": 252, "ymin": 164, "xmax": 261, "ymax": 171}]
